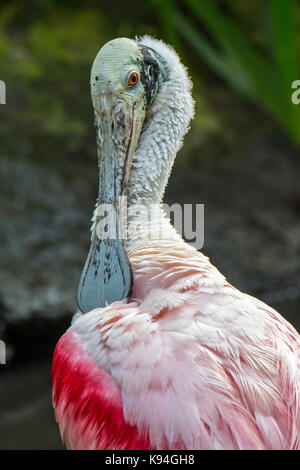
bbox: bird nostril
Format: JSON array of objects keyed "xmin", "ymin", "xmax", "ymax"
[
  {"xmin": 98, "ymin": 125, "xmax": 103, "ymax": 144},
  {"xmin": 111, "ymin": 122, "xmax": 115, "ymax": 139}
]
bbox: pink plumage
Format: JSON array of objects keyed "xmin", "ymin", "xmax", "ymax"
[
  {"xmin": 52, "ymin": 241, "xmax": 300, "ymax": 450},
  {"xmin": 52, "ymin": 331, "xmax": 153, "ymax": 450}
]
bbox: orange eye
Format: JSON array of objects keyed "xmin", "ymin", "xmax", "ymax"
[{"xmin": 128, "ymin": 72, "xmax": 139, "ymax": 87}]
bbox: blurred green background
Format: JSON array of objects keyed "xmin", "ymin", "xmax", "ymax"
[{"xmin": 0, "ymin": 0, "xmax": 300, "ymax": 449}]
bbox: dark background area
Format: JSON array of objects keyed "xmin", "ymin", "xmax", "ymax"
[{"xmin": 0, "ymin": 0, "xmax": 299, "ymax": 449}]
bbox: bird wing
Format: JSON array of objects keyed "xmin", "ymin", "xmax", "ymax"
[
  {"xmin": 52, "ymin": 323, "xmax": 153, "ymax": 450},
  {"xmin": 52, "ymin": 281, "xmax": 300, "ymax": 450}
]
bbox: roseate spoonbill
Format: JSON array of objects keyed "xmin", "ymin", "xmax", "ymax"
[{"xmin": 52, "ymin": 36, "xmax": 300, "ymax": 450}]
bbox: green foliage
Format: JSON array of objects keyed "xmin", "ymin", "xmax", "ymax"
[
  {"xmin": 156, "ymin": 0, "xmax": 300, "ymax": 146},
  {"xmin": 0, "ymin": 4, "xmax": 108, "ymax": 162}
]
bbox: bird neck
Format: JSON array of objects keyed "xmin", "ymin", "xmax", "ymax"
[
  {"xmin": 126, "ymin": 78, "xmax": 194, "ymax": 206},
  {"xmin": 124, "ymin": 203, "xmax": 183, "ymax": 254},
  {"xmin": 125, "ymin": 46, "xmax": 195, "ymax": 251}
]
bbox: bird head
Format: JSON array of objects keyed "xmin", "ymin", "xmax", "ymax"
[{"xmin": 90, "ymin": 37, "xmax": 168, "ymax": 204}]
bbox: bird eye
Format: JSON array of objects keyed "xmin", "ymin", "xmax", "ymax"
[{"xmin": 128, "ymin": 72, "xmax": 139, "ymax": 87}]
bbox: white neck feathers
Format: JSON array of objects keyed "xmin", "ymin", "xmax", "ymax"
[{"xmin": 127, "ymin": 36, "xmax": 195, "ymax": 205}]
